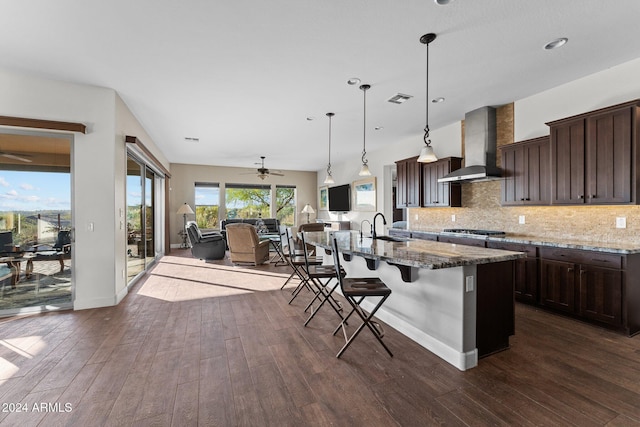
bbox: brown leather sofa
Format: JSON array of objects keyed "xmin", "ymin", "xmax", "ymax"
[{"xmin": 225, "ymin": 223, "xmax": 270, "ymax": 265}]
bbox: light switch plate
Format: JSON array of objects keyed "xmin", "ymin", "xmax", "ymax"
[
  {"xmin": 451, "ymin": 214, "xmax": 456, "ymax": 222},
  {"xmin": 616, "ymin": 217, "xmax": 627, "ymax": 229},
  {"xmin": 518, "ymin": 215, "xmax": 525, "ymax": 225}
]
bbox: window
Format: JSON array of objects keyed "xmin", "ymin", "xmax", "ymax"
[
  {"xmin": 276, "ymin": 185, "xmax": 296, "ymax": 226},
  {"xmin": 225, "ymin": 184, "xmax": 270, "ymax": 219},
  {"xmin": 195, "ymin": 182, "xmax": 220, "ymax": 229}
]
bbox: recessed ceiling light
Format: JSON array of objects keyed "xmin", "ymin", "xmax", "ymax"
[
  {"xmin": 435, "ymin": 0, "xmax": 453, "ymax": 4},
  {"xmin": 387, "ymin": 93, "xmax": 413, "ymax": 104},
  {"xmin": 184, "ymin": 137, "xmax": 199, "ymax": 142},
  {"xmin": 375, "ymin": 126, "xmax": 384, "ymax": 131},
  {"xmin": 306, "ymin": 116, "xmax": 315, "ymax": 121},
  {"xmin": 544, "ymin": 37, "xmax": 568, "ymax": 50},
  {"xmin": 432, "ymin": 97, "xmax": 445, "ymax": 103},
  {"xmin": 347, "ymin": 78, "xmax": 361, "ymax": 85}
]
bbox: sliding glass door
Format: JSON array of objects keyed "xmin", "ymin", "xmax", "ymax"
[
  {"xmin": 0, "ymin": 130, "xmax": 73, "ymax": 316},
  {"xmin": 126, "ymin": 154, "xmax": 159, "ymax": 284}
]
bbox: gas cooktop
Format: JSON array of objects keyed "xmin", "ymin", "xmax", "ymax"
[{"xmin": 442, "ymin": 228, "xmax": 506, "ymax": 236}]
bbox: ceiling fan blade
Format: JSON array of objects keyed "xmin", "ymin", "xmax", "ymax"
[
  {"xmin": 270, "ymin": 172, "xmax": 285, "ymax": 176},
  {"xmin": 0, "ymin": 152, "xmax": 32, "ymax": 163}
]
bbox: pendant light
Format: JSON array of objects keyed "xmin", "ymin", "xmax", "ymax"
[
  {"xmin": 324, "ymin": 112, "xmax": 335, "ymax": 184},
  {"xmin": 359, "ymin": 84, "xmax": 372, "ymax": 176},
  {"xmin": 417, "ymin": 33, "xmax": 438, "ymax": 163}
]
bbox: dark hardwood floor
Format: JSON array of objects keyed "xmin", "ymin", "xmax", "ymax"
[{"xmin": 1, "ymin": 249, "xmax": 639, "ymax": 426}]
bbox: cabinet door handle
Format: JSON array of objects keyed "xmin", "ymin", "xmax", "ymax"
[
  {"xmin": 579, "ymin": 195, "xmax": 584, "ymax": 199},
  {"xmin": 590, "ymin": 194, "xmax": 597, "ymax": 199},
  {"xmin": 525, "ymin": 198, "xmax": 530, "ymax": 201},
  {"xmin": 567, "ymin": 267, "xmax": 573, "ymax": 273},
  {"xmin": 591, "ymin": 258, "xmax": 609, "ymax": 263}
]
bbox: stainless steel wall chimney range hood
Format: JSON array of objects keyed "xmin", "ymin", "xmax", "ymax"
[{"xmin": 438, "ymin": 106, "xmax": 502, "ymax": 183}]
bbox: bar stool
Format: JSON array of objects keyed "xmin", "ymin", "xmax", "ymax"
[
  {"xmin": 330, "ymin": 236, "xmax": 393, "ymax": 358},
  {"xmin": 300, "ymin": 232, "xmax": 345, "ymax": 326},
  {"xmin": 281, "ymin": 227, "xmax": 323, "ymax": 305}
]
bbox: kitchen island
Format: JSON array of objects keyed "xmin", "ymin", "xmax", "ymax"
[
  {"xmin": 390, "ymin": 227, "xmax": 640, "ymax": 336},
  {"xmin": 303, "ymin": 230, "xmax": 525, "ymax": 371}
]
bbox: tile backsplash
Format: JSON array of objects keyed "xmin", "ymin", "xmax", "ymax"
[{"xmin": 409, "ymin": 180, "xmax": 640, "ymax": 245}]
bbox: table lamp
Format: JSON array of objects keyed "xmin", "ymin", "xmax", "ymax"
[
  {"xmin": 301, "ymin": 204, "xmax": 315, "ymax": 224},
  {"xmin": 177, "ymin": 203, "xmax": 195, "ymax": 247}
]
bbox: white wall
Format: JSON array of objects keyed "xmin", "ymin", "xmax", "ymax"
[
  {"xmin": 515, "ymin": 57, "xmax": 640, "ymax": 140},
  {"xmin": 0, "ymin": 68, "xmax": 166, "ymax": 310}
]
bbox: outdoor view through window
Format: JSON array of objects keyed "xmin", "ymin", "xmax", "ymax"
[{"xmin": 0, "ymin": 168, "xmax": 72, "ymax": 313}]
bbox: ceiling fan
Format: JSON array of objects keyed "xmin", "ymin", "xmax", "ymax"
[
  {"xmin": 0, "ymin": 151, "xmax": 32, "ymax": 163},
  {"xmin": 242, "ymin": 156, "xmax": 284, "ymax": 180}
]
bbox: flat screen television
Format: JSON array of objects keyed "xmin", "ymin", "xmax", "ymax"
[{"xmin": 328, "ymin": 184, "xmax": 351, "ymax": 212}]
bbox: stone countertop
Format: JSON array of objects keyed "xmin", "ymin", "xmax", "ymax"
[
  {"xmin": 394, "ymin": 228, "xmax": 640, "ymax": 254},
  {"xmin": 303, "ymin": 231, "xmax": 525, "ymax": 270}
]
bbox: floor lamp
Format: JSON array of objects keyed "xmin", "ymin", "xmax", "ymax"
[
  {"xmin": 177, "ymin": 203, "xmax": 194, "ymax": 248},
  {"xmin": 301, "ymin": 204, "xmax": 315, "ymax": 224}
]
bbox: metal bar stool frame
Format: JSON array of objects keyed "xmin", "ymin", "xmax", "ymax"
[
  {"xmin": 299, "ymin": 231, "xmax": 345, "ymax": 326},
  {"xmin": 330, "ymin": 236, "xmax": 393, "ymax": 358},
  {"xmin": 281, "ymin": 228, "xmax": 323, "ymax": 305}
]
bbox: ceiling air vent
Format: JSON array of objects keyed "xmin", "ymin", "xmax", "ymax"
[{"xmin": 387, "ymin": 93, "xmax": 413, "ymax": 104}]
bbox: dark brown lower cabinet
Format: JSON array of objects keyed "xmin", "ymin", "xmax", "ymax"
[
  {"xmin": 487, "ymin": 241, "xmax": 538, "ymax": 304},
  {"xmin": 539, "ymin": 259, "xmax": 577, "ymax": 313},
  {"xmin": 579, "ymin": 265, "xmax": 622, "ymax": 326},
  {"xmin": 539, "ymin": 247, "xmax": 627, "ymax": 330}
]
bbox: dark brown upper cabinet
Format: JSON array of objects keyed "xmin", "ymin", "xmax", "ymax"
[
  {"xmin": 501, "ymin": 136, "xmax": 550, "ymax": 206},
  {"xmin": 395, "ymin": 156, "xmax": 422, "ymax": 208},
  {"xmin": 421, "ymin": 157, "xmax": 462, "ymax": 207},
  {"xmin": 547, "ymin": 100, "xmax": 639, "ymax": 205}
]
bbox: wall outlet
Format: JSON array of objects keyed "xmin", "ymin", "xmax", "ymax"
[
  {"xmin": 451, "ymin": 214, "xmax": 456, "ymax": 222},
  {"xmin": 518, "ymin": 215, "xmax": 526, "ymax": 225},
  {"xmin": 415, "ymin": 214, "xmax": 419, "ymax": 220},
  {"xmin": 465, "ymin": 276, "xmax": 474, "ymax": 292},
  {"xmin": 616, "ymin": 217, "xmax": 627, "ymax": 229}
]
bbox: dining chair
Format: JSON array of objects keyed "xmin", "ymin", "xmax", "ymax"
[{"xmin": 330, "ymin": 235, "xmax": 393, "ymax": 358}]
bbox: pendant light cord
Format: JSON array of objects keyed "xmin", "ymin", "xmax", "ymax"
[
  {"xmin": 424, "ymin": 38, "xmax": 431, "ymax": 148},
  {"xmin": 361, "ymin": 84, "xmax": 368, "ymax": 165},
  {"xmin": 326, "ymin": 112, "xmax": 333, "ymax": 175}
]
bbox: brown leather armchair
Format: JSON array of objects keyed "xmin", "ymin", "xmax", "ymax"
[{"xmin": 225, "ymin": 223, "xmax": 270, "ymax": 265}]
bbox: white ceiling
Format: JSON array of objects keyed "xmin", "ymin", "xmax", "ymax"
[{"xmin": 2, "ymin": 0, "xmax": 640, "ymax": 173}]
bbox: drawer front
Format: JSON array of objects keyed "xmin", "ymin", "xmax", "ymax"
[
  {"xmin": 539, "ymin": 247, "xmax": 623, "ymax": 269},
  {"xmin": 487, "ymin": 241, "xmax": 537, "ymax": 257}
]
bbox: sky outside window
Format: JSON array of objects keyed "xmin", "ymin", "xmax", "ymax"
[{"xmin": 0, "ymin": 170, "xmax": 70, "ymax": 211}]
